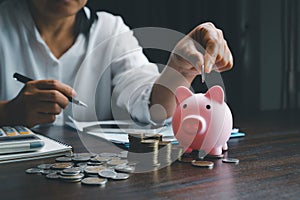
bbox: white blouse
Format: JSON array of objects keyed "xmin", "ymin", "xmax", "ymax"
[{"xmin": 0, "ymin": 0, "xmax": 160, "ymax": 125}]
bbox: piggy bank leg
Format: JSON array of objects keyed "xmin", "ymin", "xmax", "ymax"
[
  {"xmin": 208, "ymin": 147, "xmax": 223, "ymax": 156},
  {"xmin": 222, "ymin": 142, "xmax": 228, "ymax": 151}
]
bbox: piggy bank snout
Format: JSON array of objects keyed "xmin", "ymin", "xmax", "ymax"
[{"xmin": 182, "ymin": 115, "xmax": 207, "ymax": 135}]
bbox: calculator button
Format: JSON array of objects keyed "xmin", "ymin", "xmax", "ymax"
[
  {"xmin": 2, "ymin": 126, "xmax": 19, "ymax": 136},
  {"xmin": 15, "ymin": 126, "xmax": 31, "ymax": 135}
]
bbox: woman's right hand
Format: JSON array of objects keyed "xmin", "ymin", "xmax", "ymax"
[{"xmin": 3, "ymin": 79, "xmax": 76, "ymax": 127}]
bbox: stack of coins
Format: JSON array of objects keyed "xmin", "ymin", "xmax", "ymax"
[
  {"xmin": 128, "ymin": 133, "xmax": 178, "ymax": 171},
  {"xmin": 158, "ymin": 141, "xmax": 172, "ymax": 166},
  {"xmin": 59, "ymin": 168, "xmax": 84, "ymax": 182}
]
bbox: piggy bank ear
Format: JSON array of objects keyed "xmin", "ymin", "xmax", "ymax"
[
  {"xmin": 175, "ymin": 86, "xmax": 193, "ymax": 105},
  {"xmin": 205, "ymin": 85, "xmax": 224, "ymax": 104}
]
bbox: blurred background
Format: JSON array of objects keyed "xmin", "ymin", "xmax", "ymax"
[
  {"xmin": 1, "ymin": 0, "xmax": 299, "ymax": 118},
  {"xmin": 87, "ymin": 0, "xmax": 300, "ymax": 118}
]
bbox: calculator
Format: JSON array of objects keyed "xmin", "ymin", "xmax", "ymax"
[{"xmin": 0, "ymin": 126, "xmax": 45, "ymax": 154}]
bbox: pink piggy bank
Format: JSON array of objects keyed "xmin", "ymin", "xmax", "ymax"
[{"xmin": 172, "ymin": 85, "xmax": 233, "ymax": 156}]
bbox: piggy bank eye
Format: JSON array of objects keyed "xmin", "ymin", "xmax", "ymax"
[
  {"xmin": 183, "ymin": 104, "xmax": 187, "ymax": 109},
  {"xmin": 206, "ymin": 105, "xmax": 211, "ymax": 110}
]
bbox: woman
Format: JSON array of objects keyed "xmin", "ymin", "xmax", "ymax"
[{"xmin": 0, "ymin": 0, "xmax": 233, "ymax": 127}]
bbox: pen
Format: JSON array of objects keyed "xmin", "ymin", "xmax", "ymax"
[{"xmin": 13, "ymin": 73, "xmax": 88, "ymax": 108}]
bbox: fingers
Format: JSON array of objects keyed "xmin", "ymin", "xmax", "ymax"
[
  {"xmin": 191, "ymin": 22, "xmax": 233, "ymax": 73},
  {"xmin": 35, "ymin": 80, "xmax": 76, "ymax": 98},
  {"xmin": 37, "ymin": 90, "xmax": 69, "ymax": 109}
]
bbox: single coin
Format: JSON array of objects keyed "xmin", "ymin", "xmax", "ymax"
[
  {"xmin": 98, "ymin": 169, "xmax": 117, "ymax": 179},
  {"xmin": 114, "ymin": 165, "xmax": 135, "ymax": 173},
  {"xmin": 206, "ymin": 154, "xmax": 224, "ymax": 159},
  {"xmin": 62, "ymin": 167, "xmax": 82, "ymax": 175},
  {"xmin": 81, "ymin": 177, "xmax": 108, "ymax": 186},
  {"xmin": 107, "ymin": 159, "xmax": 128, "ymax": 166},
  {"xmin": 112, "ymin": 173, "xmax": 130, "ymax": 180},
  {"xmin": 100, "ymin": 153, "xmax": 118, "ymax": 157},
  {"xmin": 72, "ymin": 156, "xmax": 91, "ymax": 162},
  {"xmin": 25, "ymin": 168, "xmax": 43, "ymax": 174},
  {"xmin": 37, "ymin": 164, "xmax": 53, "ymax": 170},
  {"xmin": 191, "ymin": 160, "xmax": 214, "ymax": 168},
  {"xmin": 51, "ymin": 162, "xmax": 73, "ymax": 170},
  {"xmin": 84, "ymin": 166, "xmax": 107, "ymax": 175},
  {"xmin": 46, "ymin": 172, "xmax": 60, "ymax": 179},
  {"xmin": 56, "ymin": 157, "xmax": 73, "ymax": 162},
  {"xmin": 73, "ymin": 153, "xmax": 96, "ymax": 158},
  {"xmin": 222, "ymin": 158, "xmax": 239, "ymax": 164},
  {"xmin": 91, "ymin": 156, "xmax": 111, "ymax": 162},
  {"xmin": 41, "ymin": 169, "xmax": 59, "ymax": 175},
  {"xmin": 59, "ymin": 173, "xmax": 84, "ymax": 180}
]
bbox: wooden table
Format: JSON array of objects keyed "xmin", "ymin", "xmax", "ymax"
[{"xmin": 0, "ymin": 111, "xmax": 300, "ymax": 200}]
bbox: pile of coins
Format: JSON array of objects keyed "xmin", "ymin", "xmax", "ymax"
[
  {"xmin": 127, "ymin": 133, "xmax": 182, "ymax": 171},
  {"xmin": 25, "ymin": 152, "xmax": 135, "ymax": 186}
]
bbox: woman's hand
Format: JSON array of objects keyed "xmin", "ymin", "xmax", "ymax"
[
  {"xmin": 167, "ymin": 22, "xmax": 233, "ymax": 83},
  {"xmin": 3, "ymin": 80, "xmax": 76, "ymax": 127}
]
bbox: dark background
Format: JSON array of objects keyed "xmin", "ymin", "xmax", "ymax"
[
  {"xmin": 87, "ymin": 0, "xmax": 300, "ymax": 118},
  {"xmin": 2, "ymin": 0, "xmax": 299, "ymax": 118}
]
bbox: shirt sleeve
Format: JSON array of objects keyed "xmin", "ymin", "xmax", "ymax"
[{"xmin": 109, "ymin": 17, "xmax": 160, "ymax": 124}]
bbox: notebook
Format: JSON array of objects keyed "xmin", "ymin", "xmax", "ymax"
[{"xmin": 0, "ymin": 133, "xmax": 72, "ymax": 164}]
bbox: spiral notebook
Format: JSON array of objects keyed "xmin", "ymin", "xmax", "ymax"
[{"xmin": 0, "ymin": 134, "xmax": 72, "ymax": 164}]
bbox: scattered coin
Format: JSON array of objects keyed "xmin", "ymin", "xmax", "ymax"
[
  {"xmin": 25, "ymin": 168, "xmax": 43, "ymax": 174},
  {"xmin": 72, "ymin": 156, "xmax": 91, "ymax": 162},
  {"xmin": 59, "ymin": 173, "xmax": 84, "ymax": 181},
  {"xmin": 222, "ymin": 158, "xmax": 239, "ymax": 164},
  {"xmin": 191, "ymin": 160, "xmax": 214, "ymax": 168},
  {"xmin": 114, "ymin": 165, "xmax": 135, "ymax": 173},
  {"xmin": 107, "ymin": 159, "xmax": 128, "ymax": 166},
  {"xmin": 62, "ymin": 167, "xmax": 82, "ymax": 175},
  {"xmin": 81, "ymin": 177, "xmax": 108, "ymax": 186},
  {"xmin": 112, "ymin": 173, "xmax": 130, "ymax": 180},
  {"xmin": 37, "ymin": 164, "xmax": 53, "ymax": 170},
  {"xmin": 51, "ymin": 162, "xmax": 73, "ymax": 170},
  {"xmin": 206, "ymin": 154, "xmax": 225, "ymax": 159},
  {"xmin": 100, "ymin": 153, "xmax": 117, "ymax": 157},
  {"xmin": 46, "ymin": 172, "xmax": 60, "ymax": 179},
  {"xmin": 56, "ymin": 156, "xmax": 73, "ymax": 162},
  {"xmin": 84, "ymin": 166, "xmax": 107, "ymax": 175},
  {"xmin": 98, "ymin": 169, "xmax": 117, "ymax": 179}
]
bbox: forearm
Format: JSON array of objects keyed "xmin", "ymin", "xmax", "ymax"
[{"xmin": 150, "ymin": 66, "xmax": 195, "ymax": 122}]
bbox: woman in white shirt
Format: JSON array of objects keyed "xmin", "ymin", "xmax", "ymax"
[{"xmin": 0, "ymin": 0, "xmax": 233, "ymax": 127}]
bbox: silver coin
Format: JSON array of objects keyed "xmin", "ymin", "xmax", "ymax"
[
  {"xmin": 107, "ymin": 159, "xmax": 128, "ymax": 166},
  {"xmin": 62, "ymin": 167, "xmax": 82, "ymax": 175},
  {"xmin": 72, "ymin": 156, "xmax": 91, "ymax": 162},
  {"xmin": 56, "ymin": 157, "xmax": 73, "ymax": 162},
  {"xmin": 98, "ymin": 169, "xmax": 117, "ymax": 179},
  {"xmin": 92, "ymin": 156, "xmax": 111, "ymax": 162},
  {"xmin": 100, "ymin": 153, "xmax": 117, "ymax": 157},
  {"xmin": 41, "ymin": 169, "xmax": 59, "ymax": 175},
  {"xmin": 73, "ymin": 153, "xmax": 96, "ymax": 158},
  {"xmin": 46, "ymin": 172, "xmax": 60, "ymax": 179},
  {"xmin": 37, "ymin": 164, "xmax": 53, "ymax": 170},
  {"xmin": 51, "ymin": 162, "xmax": 73, "ymax": 170},
  {"xmin": 84, "ymin": 166, "xmax": 107, "ymax": 175},
  {"xmin": 206, "ymin": 154, "xmax": 225, "ymax": 159},
  {"xmin": 81, "ymin": 177, "xmax": 108, "ymax": 186},
  {"xmin": 59, "ymin": 173, "xmax": 84, "ymax": 180},
  {"xmin": 222, "ymin": 158, "xmax": 239, "ymax": 164},
  {"xmin": 114, "ymin": 165, "xmax": 135, "ymax": 173},
  {"xmin": 112, "ymin": 173, "xmax": 130, "ymax": 180},
  {"xmin": 25, "ymin": 168, "xmax": 43, "ymax": 174}
]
